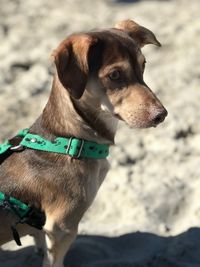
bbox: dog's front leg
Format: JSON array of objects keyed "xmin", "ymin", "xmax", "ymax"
[
  {"xmin": 32, "ymin": 230, "xmax": 46, "ymax": 256},
  {"xmin": 42, "ymin": 222, "xmax": 78, "ymax": 267}
]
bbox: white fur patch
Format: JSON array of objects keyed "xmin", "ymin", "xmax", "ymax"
[{"xmin": 86, "ymin": 79, "xmax": 119, "ymax": 135}]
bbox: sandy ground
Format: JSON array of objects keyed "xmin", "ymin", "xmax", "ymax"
[{"xmin": 0, "ymin": 0, "xmax": 200, "ymax": 266}]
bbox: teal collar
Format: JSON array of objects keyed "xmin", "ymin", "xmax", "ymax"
[{"xmin": 0, "ymin": 129, "xmax": 109, "ymax": 159}]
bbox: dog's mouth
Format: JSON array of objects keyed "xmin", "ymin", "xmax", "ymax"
[
  {"xmin": 114, "ymin": 113, "xmax": 123, "ymax": 121},
  {"xmin": 114, "ymin": 109, "xmax": 168, "ymax": 129}
]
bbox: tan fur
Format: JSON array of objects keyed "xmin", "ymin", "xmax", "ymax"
[{"xmin": 0, "ymin": 20, "xmax": 167, "ymax": 267}]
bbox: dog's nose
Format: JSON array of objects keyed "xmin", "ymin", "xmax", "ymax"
[{"xmin": 152, "ymin": 107, "xmax": 168, "ymax": 126}]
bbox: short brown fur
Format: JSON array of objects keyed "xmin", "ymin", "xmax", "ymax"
[{"xmin": 0, "ymin": 20, "xmax": 167, "ymax": 267}]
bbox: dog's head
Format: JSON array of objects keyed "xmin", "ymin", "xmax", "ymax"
[{"xmin": 52, "ymin": 20, "xmax": 167, "ymax": 128}]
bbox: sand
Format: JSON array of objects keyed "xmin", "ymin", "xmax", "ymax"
[{"xmin": 0, "ymin": 0, "xmax": 200, "ymax": 266}]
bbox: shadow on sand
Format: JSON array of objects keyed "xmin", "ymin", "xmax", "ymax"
[{"xmin": 1, "ymin": 228, "xmax": 200, "ymax": 267}]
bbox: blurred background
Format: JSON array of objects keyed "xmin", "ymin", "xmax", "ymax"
[{"xmin": 1, "ymin": 0, "xmax": 200, "ymax": 266}]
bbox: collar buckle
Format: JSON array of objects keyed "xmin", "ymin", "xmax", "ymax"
[
  {"xmin": 66, "ymin": 137, "xmax": 85, "ymax": 158},
  {"xmin": 10, "ymin": 144, "xmax": 24, "ymax": 152},
  {"xmin": 9, "ymin": 136, "xmax": 25, "ymax": 152}
]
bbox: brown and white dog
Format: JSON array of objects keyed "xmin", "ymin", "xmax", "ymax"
[{"xmin": 0, "ymin": 20, "xmax": 167, "ymax": 267}]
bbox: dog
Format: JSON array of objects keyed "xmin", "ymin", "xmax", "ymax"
[{"xmin": 0, "ymin": 20, "xmax": 167, "ymax": 267}]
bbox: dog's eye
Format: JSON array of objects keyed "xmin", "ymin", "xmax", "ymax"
[{"xmin": 108, "ymin": 70, "xmax": 121, "ymax": 81}]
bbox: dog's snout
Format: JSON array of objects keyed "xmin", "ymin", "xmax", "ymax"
[{"xmin": 152, "ymin": 107, "xmax": 168, "ymax": 126}]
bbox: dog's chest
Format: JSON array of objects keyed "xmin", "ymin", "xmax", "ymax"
[
  {"xmin": 83, "ymin": 159, "xmax": 110, "ymax": 206},
  {"xmin": 49, "ymin": 159, "xmax": 110, "ymax": 226},
  {"xmin": 68, "ymin": 159, "xmax": 110, "ymax": 214}
]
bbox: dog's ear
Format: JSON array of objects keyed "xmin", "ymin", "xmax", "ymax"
[
  {"xmin": 52, "ymin": 34, "xmax": 98, "ymax": 99},
  {"xmin": 115, "ymin": 19, "xmax": 161, "ymax": 48}
]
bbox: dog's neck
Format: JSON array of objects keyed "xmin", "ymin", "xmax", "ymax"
[{"xmin": 38, "ymin": 76, "xmax": 118, "ymax": 145}]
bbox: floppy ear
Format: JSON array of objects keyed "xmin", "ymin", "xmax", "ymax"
[
  {"xmin": 52, "ymin": 34, "xmax": 97, "ymax": 99},
  {"xmin": 115, "ymin": 19, "xmax": 161, "ymax": 48}
]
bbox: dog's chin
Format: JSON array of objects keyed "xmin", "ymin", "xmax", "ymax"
[{"xmin": 124, "ymin": 120, "xmax": 160, "ymax": 129}]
